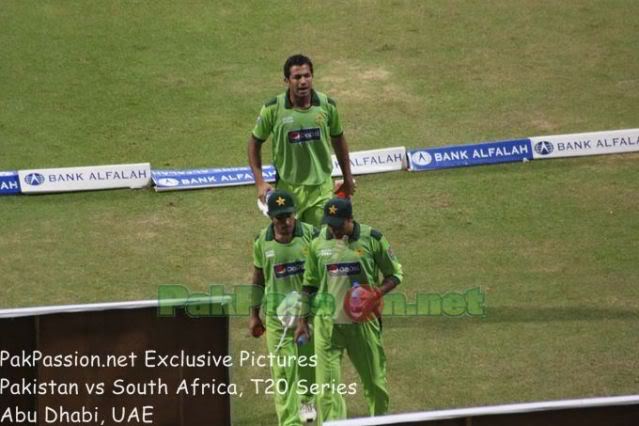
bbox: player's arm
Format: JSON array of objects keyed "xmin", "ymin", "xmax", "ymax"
[
  {"xmin": 372, "ymin": 231, "xmax": 403, "ymax": 296},
  {"xmin": 378, "ymin": 275, "xmax": 400, "ymax": 296},
  {"xmin": 295, "ymin": 245, "xmax": 320, "ymax": 341},
  {"xmin": 294, "ymin": 285, "xmax": 317, "ymax": 342},
  {"xmin": 249, "ymin": 236, "xmax": 266, "ymax": 337},
  {"xmin": 249, "ymin": 266, "xmax": 266, "ymax": 337},
  {"xmin": 250, "ymin": 266, "xmax": 265, "ymax": 316},
  {"xmin": 248, "ymin": 102, "xmax": 275, "ymax": 202},
  {"xmin": 327, "ymin": 98, "xmax": 355, "ymax": 197},
  {"xmin": 331, "ymin": 134, "xmax": 355, "ymax": 197},
  {"xmin": 248, "ymin": 135, "xmax": 273, "ymax": 202}
]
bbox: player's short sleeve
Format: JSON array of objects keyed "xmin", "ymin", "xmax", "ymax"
[
  {"xmin": 374, "ymin": 234, "xmax": 403, "ymax": 284},
  {"xmin": 303, "ymin": 242, "xmax": 321, "ymax": 289},
  {"xmin": 251, "ymin": 102, "xmax": 275, "ymax": 142},
  {"xmin": 327, "ymin": 99, "xmax": 343, "ymax": 138},
  {"xmin": 253, "ymin": 235, "xmax": 264, "ymax": 269}
]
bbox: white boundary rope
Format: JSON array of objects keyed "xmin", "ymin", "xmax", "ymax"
[{"xmin": 325, "ymin": 395, "xmax": 639, "ymax": 425}]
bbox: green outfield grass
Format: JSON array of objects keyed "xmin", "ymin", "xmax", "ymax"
[{"xmin": 1, "ymin": 1, "xmax": 638, "ymax": 424}]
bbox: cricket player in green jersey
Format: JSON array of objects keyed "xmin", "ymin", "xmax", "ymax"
[
  {"xmin": 248, "ymin": 54, "xmax": 356, "ymax": 227},
  {"xmin": 250, "ymin": 190, "xmax": 319, "ymax": 425},
  {"xmin": 295, "ymin": 198, "xmax": 403, "ymax": 423}
]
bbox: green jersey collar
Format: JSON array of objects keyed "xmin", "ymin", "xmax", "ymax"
[
  {"xmin": 284, "ymin": 89, "xmax": 321, "ymax": 109},
  {"xmin": 265, "ymin": 220, "xmax": 304, "ymax": 242},
  {"xmin": 325, "ymin": 222, "xmax": 361, "ymax": 242}
]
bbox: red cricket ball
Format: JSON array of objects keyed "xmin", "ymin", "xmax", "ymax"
[{"xmin": 344, "ymin": 284, "xmax": 383, "ymax": 322}]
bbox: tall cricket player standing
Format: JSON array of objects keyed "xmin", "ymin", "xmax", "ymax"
[
  {"xmin": 250, "ymin": 190, "xmax": 319, "ymax": 425},
  {"xmin": 295, "ymin": 198, "xmax": 403, "ymax": 423},
  {"xmin": 247, "ymin": 54, "xmax": 356, "ymax": 227}
]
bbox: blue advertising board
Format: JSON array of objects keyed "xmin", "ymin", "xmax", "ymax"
[
  {"xmin": 0, "ymin": 171, "xmax": 21, "ymax": 195},
  {"xmin": 152, "ymin": 166, "xmax": 276, "ymax": 191},
  {"xmin": 408, "ymin": 139, "xmax": 533, "ymax": 171}
]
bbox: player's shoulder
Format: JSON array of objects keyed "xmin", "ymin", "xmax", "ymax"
[
  {"xmin": 261, "ymin": 92, "xmax": 286, "ymax": 108},
  {"xmin": 309, "ymin": 226, "xmax": 329, "ymax": 247},
  {"xmin": 255, "ymin": 225, "xmax": 273, "ymax": 243},
  {"xmin": 298, "ymin": 221, "xmax": 320, "ymax": 239},
  {"xmin": 263, "ymin": 97, "xmax": 277, "ymax": 107},
  {"xmin": 313, "ymin": 90, "xmax": 338, "ymax": 107},
  {"xmin": 358, "ymin": 223, "xmax": 384, "ymax": 241},
  {"xmin": 370, "ymin": 228, "xmax": 383, "ymax": 241}
]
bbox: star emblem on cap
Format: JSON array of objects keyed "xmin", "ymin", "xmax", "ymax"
[
  {"xmin": 328, "ymin": 205, "xmax": 337, "ymax": 215},
  {"xmin": 276, "ymin": 196, "xmax": 286, "ymax": 206}
]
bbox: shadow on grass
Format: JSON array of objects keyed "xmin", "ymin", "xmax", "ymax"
[
  {"xmin": 384, "ymin": 306, "xmax": 639, "ymax": 327},
  {"xmin": 489, "ymin": 306, "xmax": 639, "ymax": 323}
]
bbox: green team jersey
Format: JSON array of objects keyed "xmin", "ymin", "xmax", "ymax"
[
  {"xmin": 251, "ymin": 89, "xmax": 343, "ymax": 186},
  {"xmin": 303, "ymin": 222, "xmax": 403, "ymax": 324},
  {"xmin": 253, "ymin": 221, "xmax": 319, "ymax": 315}
]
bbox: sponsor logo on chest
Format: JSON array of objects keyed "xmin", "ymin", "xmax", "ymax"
[
  {"xmin": 288, "ymin": 128, "xmax": 321, "ymax": 144},
  {"xmin": 274, "ymin": 260, "xmax": 305, "ymax": 278},
  {"xmin": 326, "ymin": 262, "xmax": 362, "ymax": 276}
]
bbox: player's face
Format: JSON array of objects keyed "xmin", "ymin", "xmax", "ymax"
[
  {"xmin": 286, "ymin": 64, "xmax": 313, "ymax": 99},
  {"xmin": 272, "ymin": 213, "xmax": 296, "ymax": 237},
  {"xmin": 328, "ymin": 218, "xmax": 354, "ymax": 240}
]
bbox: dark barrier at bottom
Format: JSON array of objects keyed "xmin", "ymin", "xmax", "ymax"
[
  {"xmin": 384, "ymin": 405, "xmax": 639, "ymax": 426},
  {"xmin": 326, "ymin": 395, "xmax": 639, "ymax": 426},
  {"xmin": 0, "ymin": 302, "xmax": 230, "ymax": 426}
]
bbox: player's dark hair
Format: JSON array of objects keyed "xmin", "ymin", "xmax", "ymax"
[{"xmin": 283, "ymin": 54, "xmax": 313, "ymax": 79}]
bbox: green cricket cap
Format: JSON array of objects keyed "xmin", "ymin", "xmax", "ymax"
[
  {"xmin": 322, "ymin": 198, "xmax": 352, "ymax": 227},
  {"xmin": 267, "ymin": 190, "xmax": 296, "ymax": 217}
]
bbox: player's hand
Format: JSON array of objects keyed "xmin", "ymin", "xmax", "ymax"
[
  {"xmin": 373, "ymin": 287, "xmax": 384, "ymax": 303},
  {"xmin": 294, "ymin": 319, "xmax": 311, "ymax": 342},
  {"xmin": 335, "ymin": 177, "xmax": 356, "ymax": 198},
  {"xmin": 249, "ymin": 315, "xmax": 265, "ymax": 338},
  {"xmin": 344, "ymin": 284, "xmax": 383, "ymax": 322},
  {"xmin": 257, "ymin": 182, "xmax": 274, "ymax": 203}
]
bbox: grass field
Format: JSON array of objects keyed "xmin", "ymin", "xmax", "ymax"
[{"xmin": 1, "ymin": 1, "xmax": 638, "ymax": 425}]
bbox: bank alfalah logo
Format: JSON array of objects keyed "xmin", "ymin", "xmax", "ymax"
[
  {"xmin": 534, "ymin": 141, "xmax": 554, "ymax": 155},
  {"xmin": 25, "ymin": 173, "xmax": 45, "ymax": 186}
]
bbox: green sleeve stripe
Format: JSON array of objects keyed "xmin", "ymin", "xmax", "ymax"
[
  {"xmin": 251, "ymin": 133, "xmax": 266, "ymax": 143},
  {"xmin": 387, "ymin": 275, "xmax": 401, "ymax": 286},
  {"xmin": 327, "ymin": 97, "xmax": 337, "ymax": 106},
  {"xmin": 264, "ymin": 97, "xmax": 277, "ymax": 107}
]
